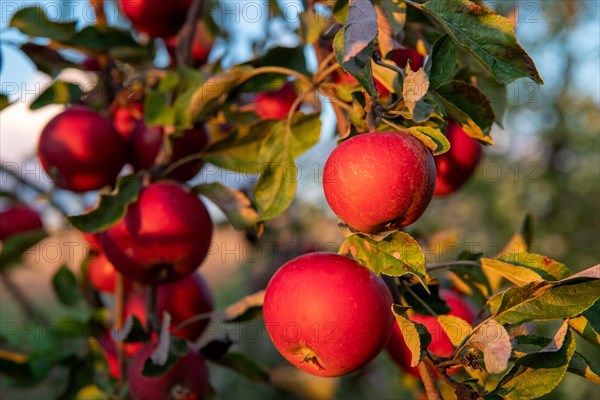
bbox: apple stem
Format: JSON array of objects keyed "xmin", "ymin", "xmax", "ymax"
[
  {"xmin": 418, "ymin": 361, "xmax": 442, "ymax": 400},
  {"xmin": 426, "ymin": 260, "xmax": 481, "ymax": 272}
]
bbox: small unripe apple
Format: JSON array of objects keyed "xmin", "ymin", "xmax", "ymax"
[
  {"xmin": 264, "ymin": 252, "xmax": 394, "ymax": 377},
  {"xmin": 38, "ymin": 106, "xmax": 127, "ymax": 192},
  {"xmin": 0, "ymin": 205, "xmax": 43, "ymax": 241},
  {"xmin": 255, "ymin": 83, "xmax": 297, "ymax": 119},
  {"xmin": 119, "ymin": 0, "xmax": 192, "ymax": 38},
  {"xmin": 165, "ymin": 22, "xmax": 214, "ymax": 67},
  {"xmin": 434, "ymin": 120, "xmax": 483, "ymax": 196},
  {"xmin": 100, "ymin": 181, "xmax": 213, "ymax": 284},
  {"xmin": 387, "ymin": 290, "xmax": 477, "ymax": 377},
  {"xmin": 125, "ymin": 274, "xmax": 214, "ymax": 341},
  {"xmin": 323, "ymin": 132, "xmax": 436, "ymax": 233},
  {"xmin": 128, "ymin": 341, "xmax": 209, "ymax": 400}
]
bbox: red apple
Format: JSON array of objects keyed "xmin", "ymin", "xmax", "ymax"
[
  {"xmin": 323, "ymin": 132, "xmax": 436, "ymax": 233},
  {"xmin": 388, "ymin": 48, "xmax": 425, "ymax": 72},
  {"xmin": 387, "ymin": 290, "xmax": 477, "ymax": 377},
  {"xmin": 128, "ymin": 341, "xmax": 209, "ymax": 400},
  {"xmin": 82, "ymin": 56, "xmax": 101, "ymax": 71},
  {"xmin": 255, "ymin": 83, "xmax": 297, "ymax": 119},
  {"xmin": 434, "ymin": 120, "xmax": 483, "ymax": 196},
  {"xmin": 88, "ymin": 252, "xmax": 119, "ymax": 293},
  {"xmin": 99, "ymin": 181, "xmax": 213, "ymax": 284},
  {"xmin": 166, "ymin": 126, "xmax": 210, "ymax": 181},
  {"xmin": 38, "ymin": 106, "xmax": 127, "ymax": 192},
  {"xmin": 118, "ymin": 0, "xmax": 192, "ymax": 38},
  {"xmin": 165, "ymin": 22, "xmax": 214, "ymax": 67},
  {"xmin": 125, "ymin": 274, "xmax": 214, "ymax": 341},
  {"xmin": 0, "ymin": 205, "xmax": 43, "ymax": 241},
  {"xmin": 263, "ymin": 252, "xmax": 394, "ymax": 377},
  {"xmin": 98, "ymin": 331, "xmax": 141, "ymax": 379}
]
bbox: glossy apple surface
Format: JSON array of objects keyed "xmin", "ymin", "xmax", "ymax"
[
  {"xmin": 119, "ymin": 0, "xmax": 192, "ymax": 38},
  {"xmin": 0, "ymin": 205, "xmax": 43, "ymax": 240},
  {"xmin": 255, "ymin": 83, "xmax": 297, "ymax": 119},
  {"xmin": 323, "ymin": 132, "xmax": 436, "ymax": 233},
  {"xmin": 264, "ymin": 252, "xmax": 394, "ymax": 377}
]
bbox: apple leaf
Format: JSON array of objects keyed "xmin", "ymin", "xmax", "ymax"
[
  {"xmin": 477, "ymin": 73, "xmax": 508, "ymax": 127},
  {"xmin": 339, "ymin": 230, "xmax": 428, "ymax": 286},
  {"xmin": 20, "ymin": 43, "xmax": 80, "ymax": 77},
  {"xmin": 391, "ymin": 305, "xmax": 431, "ymax": 367},
  {"xmin": 382, "ymin": 119, "xmax": 449, "ymax": 155},
  {"xmin": 9, "ymin": 6, "xmax": 77, "ymax": 42},
  {"xmin": 409, "ymin": 0, "xmax": 543, "ymax": 85},
  {"xmin": 52, "ymin": 266, "xmax": 81, "ymax": 306},
  {"xmin": 481, "ymin": 253, "xmax": 571, "ymax": 286},
  {"xmin": 567, "ymin": 352, "xmax": 600, "ymax": 385},
  {"xmin": 465, "ymin": 319, "xmax": 511, "ymax": 374},
  {"xmin": 143, "ymin": 338, "xmax": 189, "ymax": 377},
  {"xmin": 30, "ymin": 81, "xmax": 82, "ymax": 111},
  {"xmin": 110, "ymin": 316, "xmax": 150, "ymax": 344},
  {"xmin": 193, "ymin": 183, "xmax": 260, "ymax": 231},
  {"xmin": 208, "ymin": 352, "xmax": 270, "ymax": 383},
  {"xmin": 427, "ymin": 35, "xmax": 456, "ymax": 88},
  {"xmin": 490, "ymin": 327, "xmax": 575, "ymax": 399},
  {"xmin": 253, "ymin": 120, "xmax": 298, "ymax": 221},
  {"xmin": 434, "ymin": 80, "xmax": 495, "ymax": 144},
  {"xmin": 333, "ymin": 0, "xmax": 378, "ymax": 97},
  {"xmin": 289, "ymin": 113, "xmax": 322, "ymax": 158},
  {"xmin": 0, "ymin": 229, "xmax": 47, "ymax": 271},
  {"xmin": 438, "ymin": 315, "xmax": 472, "ymax": 347},
  {"xmin": 67, "ymin": 175, "xmax": 141, "ymax": 234},
  {"xmin": 403, "ymin": 68, "xmax": 432, "ymax": 122},
  {"xmin": 447, "ymin": 251, "xmax": 490, "ymax": 299},
  {"xmin": 223, "ymin": 290, "xmax": 265, "ymax": 322},
  {"xmin": 66, "ymin": 25, "xmax": 152, "ymax": 62},
  {"xmin": 569, "ymin": 299, "xmax": 600, "ymax": 349},
  {"xmin": 403, "ymin": 282, "xmax": 451, "ymax": 315}
]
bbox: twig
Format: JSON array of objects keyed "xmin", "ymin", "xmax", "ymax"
[
  {"xmin": 1, "ymin": 272, "xmax": 49, "ymax": 324},
  {"xmin": 427, "ymin": 260, "xmax": 481, "ymax": 272},
  {"xmin": 146, "ymin": 285, "xmax": 159, "ymax": 334},
  {"xmin": 176, "ymin": 0, "xmax": 205, "ymax": 66},
  {"xmin": 418, "ymin": 361, "xmax": 442, "ymax": 400},
  {"xmin": 114, "ymin": 272, "xmax": 126, "ymax": 388},
  {"xmin": 89, "ymin": 0, "xmax": 107, "ymax": 26},
  {"xmin": 374, "ymin": 53, "xmax": 406, "ymax": 77}
]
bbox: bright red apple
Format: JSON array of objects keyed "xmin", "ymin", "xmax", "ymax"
[
  {"xmin": 165, "ymin": 22, "xmax": 214, "ymax": 67},
  {"xmin": 254, "ymin": 82, "xmax": 297, "ymax": 119},
  {"xmin": 434, "ymin": 120, "xmax": 483, "ymax": 196},
  {"xmin": 118, "ymin": 0, "xmax": 192, "ymax": 38},
  {"xmin": 128, "ymin": 341, "xmax": 209, "ymax": 400},
  {"xmin": 0, "ymin": 205, "xmax": 43, "ymax": 241},
  {"xmin": 387, "ymin": 290, "xmax": 477, "ymax": 377},
  {"xmin": 125, "ymin": 274, "xmax": 214, "ymax": 341},
  {"xmin": 323, "ymin": 132, "xmax": 436, "ymax": 233},
  {"xmin": 88, "ymin": 252, "xmax": 119, "ymax": 293},
  {"xmin": 38, "ymin": 106, "xmax": 127, "ymax": 192},
  {"xmin": 99, "ymin": 181, "xmax": 213, "ymax": 284},
  {"xmin": 263, "ymin": 252, "xmax": 394, "ymax": 377}
]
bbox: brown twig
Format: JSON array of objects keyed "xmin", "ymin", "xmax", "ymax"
[
  {"xmin": 176, "ymin": 0, "xmax": 205, "ymax": 66},
  {"xmin": 418, "ymin": 361, "xmax": 442, "ymax": 400}
]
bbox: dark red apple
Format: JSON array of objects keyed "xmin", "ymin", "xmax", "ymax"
[
  {"xmin": 38, "ymin": 106, "xmax": 127, "ymax": 192},
  {"xmin": 128, "ymin": 341, "xmax": 209, "ymax": 400},
  {"xmin": 165, "ymin": 22, "xmax": 214, "ymax": 67},
  {"xmin": 82, "ymin": 56, "xmax": 101, "ymax": 71},
  {"xmin": 118, "ymin": 0, "xmax": 192, "ymax": 38},
  {"xmin": 0, "ymin": 205, "xmax": 43, "ymax": 241},
  {"xmin": 323, "ymin": 132, "xmax": 436, "ymax": 233},
  {"xmin": 166, "ymin": 126, "xmax": 210, "ymax": 181},
  {"xmin": 255, "ymin": 83, "xmax": 297, "ymax": 119},
  {"xmin": 387, "ymin": 290, "xmax": 477, "ymax": 377},
  {"xmin": 388, "ymin": 48, "xmax": 425, "ymax": 72},
  {"xmin": 99, "ymin": 181, "xmax": 213, "ymax": 284},
  {"xmin": 263, "ymin": 252, "xmax": 394, "ymax": 377},
  {"xmin": 434, "ymin": 120, "xmax": 483, "ymax": 196},
  {"xmin": 98, "ymin": 331, "xmax": 141, "ymax": 379}
]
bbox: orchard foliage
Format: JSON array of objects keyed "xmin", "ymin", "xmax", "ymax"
[{"xmin": 0, "ymin": 0, "xmax": 599, "ymax": 399}]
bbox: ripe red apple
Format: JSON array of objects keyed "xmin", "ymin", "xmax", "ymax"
[
  {"xmin": 88, "ymin": 252, "xmax": 119, "ymax": 293},
  {"xmin": 323, "ymin": 132, "xmax": 436, "ymax": 233},
  {"xmin": 388, "ymin": 48, "xmax": 425, "ymax": 72},
  {"xmin": 255, "ymin": 83, "xmax": 297, "ymax": 119},
  {"xmin": 118, "ymin": 0, "xmax": 192, "ymax": 38},
  {"xmin": 128, "ymin": 341, "xmax": 209, "ymax": 400},
  {"xmin": 82, "ymin": 56, "xmax": 101, "ymax": 71},
  {"xmin": 165, "ymin": 22, "xmax": 214, "ymax": 67},
  {"xmin": 38, "ymin": 106, "xmax": 127, "ymax": 192},
  {"xmin": 0, "ymin": 205, "xmax": 43, "ymax": 241},
  {"xmin": 99, "ymin": 181, "xmax": 213, "ymax": 284},
  {"xmin": 263, "ymin": 252, "xmax": 394, "ymax": 377},
  {"xmin": 387, "ymin": 290, "xmax": 477, "ymax": 377},
  {"xmin": 167, "ymin": 126, "xmax": 210, "ymax": 181},
  {"xmin": 98, "ymin": 331, "xmax": 141, "ymax": 379},
  {"xmin": 125, "ymin": 274, "xmax": 214, "ymax": 341},
  {"xmin": 434, "ymin": 120, "xmax": 483, "ymax": 196}
]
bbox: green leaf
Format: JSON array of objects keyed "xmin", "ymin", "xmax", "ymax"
[
  {"xmin": 381, "ymin": 119, "xmax": 450, "ymax": 155},
  {"xmin": 52, "ymin": 266, "xmax": 81, "ymax": 306},
  {"xmin": 9, "ymin": 6, "xmax": 76, "ymax": 42},
  {"xmin": 490, "ymin": 327, "xmax": 575, "ymax": 399},
  {"xmin": 567, "ymin": 352, "xmax": 600, "ymax": 384},
  {"xmin": 466, "ymin": 319, "xmax": 511, "ymax": 374},
  {"xmin": 0, "ymin": 346, "xmax": 78, "ymax": 384},
  {"xmin": 449, "ymin": 251, "xmax": 491, "ymax": 299},
  {"xmin": 289, "ymin": 112, "xmax": 322, "ymax": 157},
  {"xmin": 0, "ymin": 229, "xmax": 47, "ymax": 271},
  {"xmin": 193, "ymin": 183, "xmax": 260, "ymax": 230},
  {"xmin": 67, "ymin": 175, "xmax": 141, "ymax": 234},
  {"xmin": 438, "ymin": 315, "xmax": 472, "ymax": 347},
  {"xmin": 142, "ymin": 337, "xmax": 189, "ymax": 377},
  {"xmin": 391, "ymin": 305, "xmax": 431, "ymax": 367},
  {"xmin": 411, "ymin": 0, "xmax": 543, "ymax": 85},
  {"xmin": 428, "ymin": 35, "xmax": 456, "ymax": 88},
  {"xmin": 403, "ymin": 282, "xmax": 451, "ymax": 315},
  {"xmin": 339, "ymin": 229, "xmax": 428, "ymax": 286},
  {"xmin": 20, "ymin": 43, "xmax": 79, "ymax": 77},
  {"xmin": 253, "ymin": 120, "xmax": 298, "ymax": 221},
  {"xmin": 569, "ymin": 299, "xmax": 600, "ymax": 349},
  {"xmin": 478, "ymin": 74, "xmax": 507, "ymax": 127},
  {"xmin": 333, "ymin": 1, "xmax": 378, "ymax": 97},
  {"xmin": 30, "ymin": 81, "xmax": 82, "ymax": 111},
  {"xmin": 66, "ymin": 26, "xmax": 153, "ymax": 62},
  {"xmin": 210, "ymin": 352, "xmax": 270, "ymax": 383},
  {"xmin": 262, "ymin": 46, "xmax": 309, "ymax": 75},
  {"xmin": 481, "ymin": 253, "xmax": 571, "ymax": 286},
  {"xmin": 434, "ymin": 80, "xmax": 495, "ymax": 144},
  {"xmin": 0, "ymin": 94, "xmax": 10, "ymax": 111}
]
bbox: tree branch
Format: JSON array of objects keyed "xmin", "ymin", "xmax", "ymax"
[
  {"xmin": 176, "ymin": 0, "xmax": 205, "ymax": 66},
  {"xmin": 418, "ymin": 361, "xmax": 442, "ymax": 400}
]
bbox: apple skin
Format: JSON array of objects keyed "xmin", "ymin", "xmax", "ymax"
[
  {"xmin": 128, "ymin": 341, "xmax": 209, "ymax": 400},
  {"xmin": 125, "ymin": 274, "xmax": 214, "ymax": 341},
  {"xmin": 323, "ymin": 132, "xmax": 436, "ymax": 233},
  {"xmin": 99, "ymin": 181, "xmax": 213, "ymax": 284},
  {"xmin": 0, "ymin": 205, "xmax": 43, "ymax": 241},
  {"xmin": 98, "ymin": 331, "xmax": 141, "ymax": 379},
  {"xmin": 387, "ymin": 290, "xmax": 477, "ymax": 377},
  {"xmin": 38, "ymin": 106, "xmax": 127, "ymax": 192},
  {"xmin": 165, "ymin": 22, "xmax": 214, "ymax": 67},
  {"xmin": 88, "ymin": 252, "xmax": 119, "ymax": 293},
  {"xmin": 388, "ymin": 48, "xmax": 425, "ymax": 72},
  {"xmin": 119, "ymin": 0, "xmax": 192, "ymax": 38},
  {"xmin": 167, "ymin": 126, "xmax": 210, "ymax": 182},
  {"xmin": 434, "ymin": 120, "xmax": 483, "ymax": 196},
  {"xmin": 255, "ymin": 83, "xmax": 297, "ymax": 119},
  {"xmin": 263, "ymin": 252, "xmax": 394, "ymax": 377}
]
